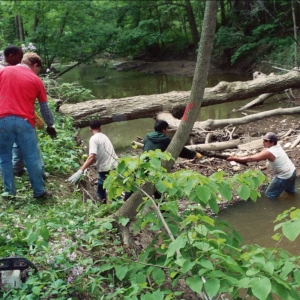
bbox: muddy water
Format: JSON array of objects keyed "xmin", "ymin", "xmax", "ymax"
[
  {"xmin": 62, "ymin": 62, "xmax": 300, "ymax": 255},
  {"xmin": 217, "ymin": 180, "xmax": 300, "ymax": 255}
]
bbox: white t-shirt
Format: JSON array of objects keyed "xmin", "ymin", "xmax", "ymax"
[
  {"xmin": 89, "ymin": 132, "xmax": 118, "ymax": 172},
  {"xmin": 267, "ymin": 144, "xmax": 295, "ymax": 179}
]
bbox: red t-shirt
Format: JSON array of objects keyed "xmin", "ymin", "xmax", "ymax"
[{"xmin": 0, "ymin": 65, "xmax": 47, "ymax": 127}]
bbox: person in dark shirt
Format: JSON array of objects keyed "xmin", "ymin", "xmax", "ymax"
[
  {"xmin": 124, "ymin": 120, "xmax": 203, "ymax": 200},
  {"xmin": 143, "ymin": 120, "xmax": 202, "ymax": 159}
]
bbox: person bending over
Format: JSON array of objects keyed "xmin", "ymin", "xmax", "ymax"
[
  {"xmin": 67, "ymin": 120, "xmax": 118, "ymax": 204},
  {"xmin": 226, "ymin": 132, "xmax": 296, "ymax": 199}
]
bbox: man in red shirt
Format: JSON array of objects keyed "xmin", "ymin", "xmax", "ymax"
[{"xmin": 0, "ymin": 52, "xmax": 56, "ymax": 199}]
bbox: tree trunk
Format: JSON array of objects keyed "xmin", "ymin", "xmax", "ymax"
[
  {"xmin": 114, "ymin": 0, "xmax": 218, "ymax": 221},
  {"xmin": 185, "ymin": 0, "xmax": 199, "ymax": 46},
  {"xmin": 292, "ymin": 0, "xmax": 298, "ymax": 68},
  {"xmin": 59, "ymin": 70, "xmax": 300, "ymax": 128}
]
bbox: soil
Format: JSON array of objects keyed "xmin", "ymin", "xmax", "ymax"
[{"xmin": 114, "ymin": 59, "xmax": 237, "ymax": 77}]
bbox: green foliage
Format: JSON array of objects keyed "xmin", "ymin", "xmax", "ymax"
[
  {"xmin": 42, "ymin": 77, "xmax": 95, "ymax": 103},
  {"xmin": 35, "ymin": 99, "xmax": 82, "ymax": 174},
  {"xmin": 2, "ymin": 143, "xmax": 300, "ymax": 299}
]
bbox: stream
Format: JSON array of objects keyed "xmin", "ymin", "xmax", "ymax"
[{"xmin": 59, "ymin": 61, "xmax": 300, "ymax": 255}]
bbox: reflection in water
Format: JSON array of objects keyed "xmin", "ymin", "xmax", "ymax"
[
  {"xmin": 217, "ymin": 180, "xmax": 300, "ymax": 255},
  {"xmin": 59, "ymin": 64, "xmax": 194, "ymax": 99}
]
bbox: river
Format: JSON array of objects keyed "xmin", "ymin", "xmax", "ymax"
[{"xmin": 59, "ymin": 61, "xmax": 300, "ymax": 256}]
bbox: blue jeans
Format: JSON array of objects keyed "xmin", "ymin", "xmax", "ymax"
[
  {"xmin": 265, "ymin": 169, "xmax": 297, "ymax": 199},
  {"xmin": 97, "ymin": 171, "xmax": 109, "ymax": 200},
  {"xmin": 0, "ymin": 116, "xmax": 45, "ymax": 197},
  {"xmin": 12, "ymin": 142, "xmax": 44, "ymax": 174}
]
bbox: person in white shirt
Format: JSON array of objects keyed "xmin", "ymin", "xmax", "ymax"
[
  {"xmin": 67, "ymin": 120, "xmax": 118, "ymax": 204},
  {"xmin": 226, "ymin": 132, "xmax": 296, "ymax": 200}
]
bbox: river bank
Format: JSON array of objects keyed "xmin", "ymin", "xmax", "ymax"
[{"xmin": 114, "ymin": 59, "xmax": 244, "ymax": 77}]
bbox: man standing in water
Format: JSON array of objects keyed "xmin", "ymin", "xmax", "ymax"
[{"xmin": 226, "ymin": 132, "xmax": 296, "ymax": 199}]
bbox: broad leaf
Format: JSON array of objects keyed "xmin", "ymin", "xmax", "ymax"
[
  {"xmin": 186, "ymin": 276, "xmax": 203, "ymax": 294},
  {"xmin": 167, "ymin": 236, "xmax": 187, "ymax": 257},
  {"xmin": 204, "ymin": 278, "xmax": 220, "ymax": 298},
  {"xmin": 219, "ymin": 183, "xmax": 232, "ymax": 201},
  {"xmin": 237, "ymin": 184, "xmax": 250, "ymax": 200},
  {"xmin": 282, "ymin": 220, "xmax": 300, "ymax": 241},
  {"xmin": 115, "ymin": 265, "xmax": 128, "ymax": 280},
  {"xmin": 40, "ymin": 226, "xmax": 50, "ymax": 241},
  {"xmin": 250, "ymin": 277, "xmax": 271, "ymax": 300},
  {"xmin": 152, "ymin": 268, "xmax": 165, "ymax": 285}
]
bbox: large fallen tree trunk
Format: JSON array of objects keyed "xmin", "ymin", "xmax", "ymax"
[{"xmin": 59, "ymin": 70, "xmax": 300, "ymax": 127}]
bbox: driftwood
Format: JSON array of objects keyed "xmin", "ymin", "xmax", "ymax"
[
  {"xmin": 291, "ymin": 134, "xmax": 300, "ymax": 148},
  {"xmin": 157, "ymin": 105, "xmax": 300, "ymax": 131},
  {"xmin": 185, "ymin": 140, "xmax": 242, "ymax": 151},
  {"xmin": 59, "ymin": 70, "xmax": 300, "ymax": 127},
  {"xmin": 237, "ymin": 93, "xmax": 274, "ymax": 111}
]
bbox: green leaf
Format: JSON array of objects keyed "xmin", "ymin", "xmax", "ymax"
[
  {"xmin": 182, "ymin": 259, "xmax": 195, "ymax": 273},
  {"xmin": 167, "ymin": 236, "xmax": 187, "ymax": 258},
  {"xmin": 282, "ymin": 220, "xmax": 300, "ymax": 241},
  {"xmin": 271, "ymin": 281, "xmax": 290, "ymax": 300},
  {"xmin": 237, "ymin": 184, "xmax": 250, "ymax": 200},
  {"xmin": 246, "ymin": 268, "xmax": 260, "ymax": 276},
  {"xmin": 26, "ymin": 231, "xmax": 39, "ymax": 246},
  {"xmin": 152, "ymin": 268, "xmax": 165, "ymax": 285},
  {"xmin": 186, "ymin": 276, "xmax": 203, "ymax": 294},
  {"xmin": 199, "ymin": 259, "xmax": 214, "ymax": 271},
  {"xmin": 99, "ymin": 264, "xmax": 113, "ymax": 272},
  {"xmin": 204, "ymin": 278, "xmax": 220, "ymax": 298},
  {"xmin": 115, "ymin": 265, "xmax": 128, "ymax": 280},
  {"xmin": 208, "ymin": 196, "xmax": 219, "ymax": 214},
  {"xmin": 32, "ymin": 286, "xmax": 41, "ymax": 295},
  {"xmin": 40, "ymin": 226, "xmax": 50, "ymax": 241},
  {"xmin": 118, "ymin": 217, "xmax": 130, "ymax": 226},
  {"xmin": 263, "ymin": 262, "xmax": 274, "ymax": 275},
  {"xmin": 238, "ymin": 277, "xmax": 250, "ymax": 288},
  {"xmin": 218, "ymin": 183, "xmax": 232, "ymax": 201},
  {"xmin": 250, "ymin": 277, "xmax": 271, "ymax": 300},
  {"xmin": 195, "ymin": 185, "xmax": 211, "ymax": 203}
]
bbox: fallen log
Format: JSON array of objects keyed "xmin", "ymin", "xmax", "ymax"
[
  {"xmin": 157, "ymin": 105, "xmax": 300, "ymax": 131},
  {"xmin": 237, "ymin": 93, "xmax": 274, "ymax": 111},
  {"xmin": 185, "ymin": 139, "xmax": 241, "ymax": 151},
  {"xmin": 59, "ymin": 70, "xmax": 300, "ymax": 127},
  {"xmin": 291, "ymin": 134, "xmax": 300, "ymax": 148}
]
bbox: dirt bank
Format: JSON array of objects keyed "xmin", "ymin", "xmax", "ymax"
[{"xmin": 114, "ymin": 60, "xmax": 242, "ymax": 77}]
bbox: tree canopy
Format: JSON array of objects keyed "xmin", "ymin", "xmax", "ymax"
[{"xmin": 0, "ymin": 0, "xmax": 299, "ymax": 70}]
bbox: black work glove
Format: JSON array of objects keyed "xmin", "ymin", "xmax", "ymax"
[{"xmin": 46, "ymin": 126, "xmax": 57, "ymax": 139}]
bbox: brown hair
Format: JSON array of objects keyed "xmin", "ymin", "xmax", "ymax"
[{"xmin": 21, "ymin": 52, "xmax": 42, "ymax": 67}]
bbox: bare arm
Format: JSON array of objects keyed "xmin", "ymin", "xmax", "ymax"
[
  {"xmin": 227, "ymin": 148, "xmax": 275, "ymax": 163},
  {"xmin": 80, "ymin": 153, "xmax": 96, "ymax": 171}
]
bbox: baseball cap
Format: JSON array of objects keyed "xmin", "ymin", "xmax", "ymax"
[{"xmin": 262, "ymin": 132, "xmax": 278, "ymax": 143}]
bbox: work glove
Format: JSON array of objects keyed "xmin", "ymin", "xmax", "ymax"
[
  {"xmin": 67, "ymin": 169, "xmax": 83, "ymax": 184},
  {"xmin": 195, "ymin": 152, "xmax": 203, "ymax": 159},
  {"xmin": 46, "ymin": 125, "xmax": 57, "ymax": 139}
]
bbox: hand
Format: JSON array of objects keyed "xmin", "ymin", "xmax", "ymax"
[
  {"xmin": 46, "ymin": 126, "xmax": 57, "ymax": 139},
  {"xmin": 67, "ymin": 169, "xmax": 83, "ymax": 184},
  {"xmin": 195, "ymin": 152, "xmax": 203, "ymax": 159}
]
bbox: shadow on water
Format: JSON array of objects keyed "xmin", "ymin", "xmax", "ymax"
[{"xmin": 217, "ymin": 178, "xmax": 300, "ymax": 256}]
